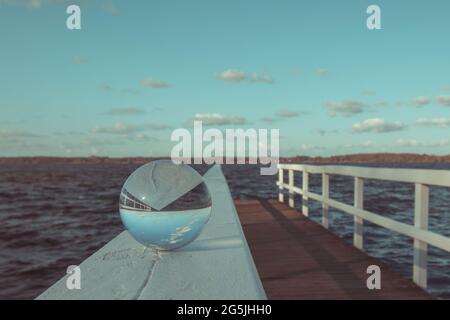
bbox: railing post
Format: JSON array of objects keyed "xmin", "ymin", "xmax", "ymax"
[
  {"xmin": 413, "ymin": 183, "xmax": 429, "ymax": 289},
  {"xmin": 322, "ymin": 173, "xmax": 329, "ymax": 229},
  {"xmin": 288, "ymin": 169, "xmax": 294, "ymax": 208},
  {"xmin": 302, "ymin": 171, "xmax": 309, "ymax": 216},
  {"xmin": 353, "ymin": 177, "xmax": 364, "ymax": 250},
  {"xmin": 278, "ymin": 168, "xmax": 284, "ymax": 203}
]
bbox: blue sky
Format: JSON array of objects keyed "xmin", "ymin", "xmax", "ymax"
[{"xmin": 1, "ymin": 0, "xmax": 449, "ymax": 157}]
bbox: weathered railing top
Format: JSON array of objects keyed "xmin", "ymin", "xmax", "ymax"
[
  {"xmin": 37, "ymin": 165, "xmax": 266, "ymax": 300},
  {"xmin": 278, "ymin": 163, "xmax": 450, "ymax": 187}
]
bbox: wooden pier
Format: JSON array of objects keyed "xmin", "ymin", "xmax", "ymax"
[
  {"xmin": 38, "ymin": 164, "xmax": 449, "ymax": 300},
  {"xmin": 235, "ymin": 199, "xmax": 432, "ymax": 300}
]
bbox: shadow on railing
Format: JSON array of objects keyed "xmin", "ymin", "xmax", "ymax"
[{"xmin": 276, "ymin": 163, "xmax": 450, "ymax": 289}]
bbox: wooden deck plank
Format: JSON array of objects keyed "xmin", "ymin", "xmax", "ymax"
[{"xmin": 235, "ymin": 199, "xmax": 432, "ymax": 300}]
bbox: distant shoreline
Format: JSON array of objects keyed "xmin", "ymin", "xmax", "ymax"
[{"xmin": 1, "ymin": 153, "xmax": 450, "ymax": 164}]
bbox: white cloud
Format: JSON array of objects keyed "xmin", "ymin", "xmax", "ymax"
[
  {"xmin": 190, "ymin": 113, "xmax": 247, "ymax": 126},
  {"xmin": 91, "ymin": 122, "xmax": 170, "ymax": 134},
  {"xmin": 323, "ymin": 100, "xmax": 366, "ymax": 117},
  {"xmin": 91, "ymin": 123, "xmax": 137, "ymax": 135},
  {"xmin": 412, "ymin": 96, "xmax": 431, "ymax": 107},
  {"xmin": 397, "ymin": 138, "xmax": 450, "ymax": 148},
  {"xmin": 342, "ymin": 140, "xmax": 375, "ymax": 148},
  {"xmin": 416, "ymin": 118, "xmax": 450, "ymax": 127},
  {"xmin": 141, "ymin": 78, "xmax": 169, "ymax": 88},
  {"xmin": 275, "ymin": 110, "xmax": 301, "ymax": 118},
  {"xmin": 78, "ymin": 137, "xmax": 123, "ymax": 147},
  {"xmin": 300, "ymin": 144, "xmax": 323, "ymax": 151},
  {"xmin": 352, "ymin": 118, "xmax": 406, "ymax": 133},
  {"xmin": 216, "ymin": 69, "xmax": 273, "ymax": 84},
  {"xmin": 249, "ymin": 73, "xmax": 274, "ymax": 84},
  {"xmin": 0, "ymin": 130, "xmax": 42, "ymax": 141},
  {"xmin": 216, "ymin": 69, "xmax": 246, "ymax": 82},
  {"xmin": 436, "ymin": 95, "xmax": 450, "ymax": 107},
  {"xmin": 134, "ymin": 133, "xmax": 159, "ymax": 142},
  {"xmin": 259, "ymin": 110, "xmax": 305, "ymax": 123}
]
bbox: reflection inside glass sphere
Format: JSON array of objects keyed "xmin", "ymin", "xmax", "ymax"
[{"xmin": 119, "ymin": 160, "xmax": 212, "ymax": 250}]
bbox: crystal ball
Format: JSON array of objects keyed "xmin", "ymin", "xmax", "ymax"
[{"xmin": 119, "ymin": 160, "xmax": 212, "ymax": 250}]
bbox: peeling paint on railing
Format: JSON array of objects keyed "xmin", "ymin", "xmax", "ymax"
[{"xmin": 37, "ymin": 165, "xmax": 266, "ymax": 300}]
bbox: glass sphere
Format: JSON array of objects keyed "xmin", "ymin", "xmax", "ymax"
[{"xmin": 119, "ymin": 160, "xmax": 212, "ymax": 250}]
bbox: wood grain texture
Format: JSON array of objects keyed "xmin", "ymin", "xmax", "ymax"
[{"xmin": 235, "ymin": 199, "xmax": 432, "ymax": 300}]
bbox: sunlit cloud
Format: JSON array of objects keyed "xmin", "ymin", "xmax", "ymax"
[
  {"xmin": 216, "ymin": 69, "xmax": 246, "ymax": 82},
  {"xmin": 352, "ymin": 118, "xmax": 406, "ymax": 133},
  {"xmin": 412, "ymin": 96, "xmax": 431, "ymax": 107},
  {"xmin": 91, "ymin": 123, "xmax": 136, "ymax": 135},
  {"xmin": 249, "ymin": 73, "xmax": 274, "ymax": 84},
  {"xmin": 134, "ymin": 133, "xmax": 159, "ymax": 142},
  {"xmin": 397, "ymin": 138, "xmax": 450, "ymax": 148},
  {"xmin": 436, "ymin": 95, "xmax": 450, "ymax": 107},
  {"xmin": 259, "ymin": 109, "xmax": 305, "ymax": 124},
  {"xmin": 141, "ymin": 78, "xmax": 169, "ymax": 88},
  {"xmin": 275, "ymin": 110, "xmax": 302, "ymax": 118},
  {"xmin": 323, "ymin": 100, "xmax": 366, "ymax": 117},
  {"xmin": 300, "ymin": 144, "xmax": 324, "ymax": 151},
  {"xmin": 216, "ymin": 69, "xmax": 273, "ymax": 84},
  {"xmin": 416, "ymin": 118, "xmax": 450, "ymax": 127},
  {"xmin": 342, "ymin": 140, "xmax": 375, "ymax": 148},
  {"xmin": 91, "ymin": 122, "xmax": 171, "ymax": 135},
  {"xmin": 0, "ymin": 129, "xmax": 43, "ymax": 141}
]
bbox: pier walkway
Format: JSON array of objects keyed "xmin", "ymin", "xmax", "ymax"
[
  {"xmin": 38, "ymin": 164, "xmax": 450, "ymax": 300},
  {"xmin": 235, "ymin": 199, "xmax": 431, "ymax": 299}
]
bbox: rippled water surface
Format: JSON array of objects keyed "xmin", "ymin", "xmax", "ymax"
[{"xmin": 0, "ymin": 162, "xmax": 449, "ymax": 299}]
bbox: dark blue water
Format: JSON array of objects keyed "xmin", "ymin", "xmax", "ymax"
[{"xmin": 0, "ymin": 162, "xmax": 448, "ymax": 299}]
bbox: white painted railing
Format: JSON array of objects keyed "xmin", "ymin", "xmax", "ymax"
[
  {"xmin": 277, "ymin": 163, "xmax": 450, "ymax": 289},
  {"xmin": 37, "ymin": 165, "xmax": 266, "ymax": 300}
]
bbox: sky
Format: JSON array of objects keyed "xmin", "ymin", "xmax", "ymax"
[{"xmin": 0, "ymin": 0, "xmax": 449, "ymax": 157}]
